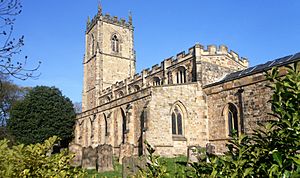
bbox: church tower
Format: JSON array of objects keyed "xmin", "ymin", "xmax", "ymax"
[{"xmin": 82, "ymin": 4, "xmax": 135, "ymax": 111}]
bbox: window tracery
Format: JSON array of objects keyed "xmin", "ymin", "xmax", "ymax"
[
  {"xmin": 175, "ymin": 66, "xmax": 187, "ymax": 84},
  {"xmin": 171, "ymin": 105, "xmax": 183, "ymax": 135},
  {"xmin": 111, "ymin": 35, "xmax": 119, "ymax": 52},
  {"xmin": 153, "ymin": 77, "xmax": 161, "ymax": 86},
  {"xmin": 226, "ymin": 103, "xmax": 239, "ymax": 136}
]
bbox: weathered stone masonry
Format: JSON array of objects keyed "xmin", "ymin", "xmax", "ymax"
[{"xmin": 74, "ymin": 4, "xmax": 300, "ymax": 160}]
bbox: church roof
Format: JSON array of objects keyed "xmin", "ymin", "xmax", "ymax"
[{"xmin": 205, "ymin": 52, "xmax": 300, "ymax": 87}]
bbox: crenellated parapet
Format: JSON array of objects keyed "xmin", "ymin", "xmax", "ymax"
[
  {"xmin": 95, "ymin": 43, "xmax": 249, "ymax": 106},
  {"xmin": 196, "ymin": 44, "xmax": 249, "ymax": 68},
  {"xmin": 96, "ymin": 45, "xmax": 197, "ymax": 105},
  {"xmin": 86, "ymin": 8, "xmax": 133, "ymax": 33},
  {"xmin": 194, "ymin": 44, "xmax": 249, "ymax": 85},
  {"xmin": 102, "ymin": 14, "xmax": 132, "ymax": 28}
]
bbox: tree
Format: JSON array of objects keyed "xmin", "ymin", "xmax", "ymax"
[
  {"xmin": 0, "ymin": 0, "xmax": 40, "ymax": 81},
  {"xmin": 0, "ymin": 74, "xmax": 29, "ymax": 143},
  {"xmin": 7, "ymin": 86, "xmax": 76, "ymax": 147},
  {"xmin": 0, "ymin": 74, "xmax": 28, "ymax": 126}
]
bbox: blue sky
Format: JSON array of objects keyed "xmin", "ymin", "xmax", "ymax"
[{"xmin": 12, "ymin": 0, "xmax": 300, "ymax": 103}]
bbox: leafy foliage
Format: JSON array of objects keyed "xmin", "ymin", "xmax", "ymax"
[
  {"xmin": 0, "ymin": 136, "xmax": 86, "ymax": 177},
  {"xmin": 0, "ymin": 75, "xmax": 29, "ymax": 126},
  {"xmin": 7, "ymin": 86, "xmax": 76, "ymax": 146},
  {"xmin": 137, "ymin": 141, "xmax": 170, "ymax": 177},
  {"xmin": 139, "ymin": 62, "xmax": 300, "ymax": 177},
  {"xmin": 191, "ymin": 62, "xmax": 300, "ymax": 177}
]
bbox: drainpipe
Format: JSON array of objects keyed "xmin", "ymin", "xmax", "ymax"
[{"xmin": 237, "ymin": 88, "xmax": 245, "ymax": 134}]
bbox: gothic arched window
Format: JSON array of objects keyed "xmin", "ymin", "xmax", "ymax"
[
  {"xmin": 111, "ymin": 35, "xmax": 119, "ymax": 52},
  {"xmin": 153, "ymin": 77, "xmax": 161, "ymax": 86},
  {"xmin": 227, "ymin": 103, "xmax": 239, "ymax": 136},
  {"xmin": 176, "ymin": 66, "xmax": 187, "ymax": 84},
  {"xmin": 171, "ymin": 105, "xmax": 183, "ymax": 135}
]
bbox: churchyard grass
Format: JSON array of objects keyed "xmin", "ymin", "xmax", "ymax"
[{"xmin": 86, "ymin": 156, "xmax": 187, "ymax": 177}]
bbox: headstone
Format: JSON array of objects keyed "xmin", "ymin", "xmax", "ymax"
[
  {"xmin": 206, "ymin": 143, "xmax": 215, "ymax": 155},
  {"xmin": 82, "ymin": 146, "xmax": 97, "ymax": 169},
  {"xmin": 122, "ymin": 156, "xmax": 146, "ymax": 178},
  {"xmin": 97, "ymin": 144, "xmax": 114, "ymax": 172},
  {"xmin": 69, "ymin": 143, "xmax": 83, "ymax": 167},
  {"xmin": 187, "ymin": 146, "xmax": 205, "ymax": 163},
  {"xmin": 119, "ymin": 143, "xmax": 134, "ymax": 164}
]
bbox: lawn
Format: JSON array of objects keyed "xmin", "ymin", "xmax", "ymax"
[{"xmin": 86, "ymin": 156, "xmax": 188, "ymax": 178}]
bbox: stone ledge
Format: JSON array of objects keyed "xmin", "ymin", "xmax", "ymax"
[{"xmin": 172, "ymin": 135, "xmax": 187, "ymax": 141}]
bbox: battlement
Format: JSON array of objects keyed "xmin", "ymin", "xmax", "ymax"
[
  {"xmin": 86, "ymin": 6, "xmax": 133, "ymax": 33},
  {"xmin": 98, "ymin": 45, "xmax": 197, "ymax": 98},
  {"xmin": 196, "ymin": 44, "xmax": 249, "ymax": 67},
  {"xmin": 86, "ymin": 14, "xmax": 100, "ymax": 33},
  {"xmin": 96, "ymin": 43, "xmax": 249, "ymax": 105},
  {"xmin": 102, "ymin": 13, "xmax": 132, "ymax": 27}
]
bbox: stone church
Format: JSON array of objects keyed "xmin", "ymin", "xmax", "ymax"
[{"xmin": 74, "ymin": 5, "xmax": 300, "ymax": 157}]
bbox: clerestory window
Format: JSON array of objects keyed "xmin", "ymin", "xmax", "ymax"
[
  {"xmin": 176, "ymin": 67, "xmax": 187, "ymax": 84},
  {"xmin": 153, "ymin": 77, "xmax": 161, "ymax": 86}
]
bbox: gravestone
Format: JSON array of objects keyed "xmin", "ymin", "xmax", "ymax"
[
  {"xmin": 187, "ymin": 146, "xmax": 205, "ymax": 163},
  {"xmin": 69, "ymin": 143, "xmax": 83, "ymax": 167},
  {"xmin": 122, "ymin": 156, "xmax": 146, "ymax": 178},
  {"xmin": 119, "ymin": 143, "xmax": 134, "ymax": 164},
  {"xmin": 97, "ymin": 144, "xmax": 114, "ymax": 172},
  {"xmin": 206, "ymin": 143, "xmax": 215, "ymax": 155},
  {"xmin": 82, "ymin": 146, "xmax": 97, "ymax": 169}
]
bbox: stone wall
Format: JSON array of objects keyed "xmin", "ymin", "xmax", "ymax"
[
  {"xmin": 195, "ymin": 44, "xmax": 248, "ymax": 86},
  {"xmin": 76, "ymin": 87, "xmax": 152, "ymax": 155},
  {"xmin": 78, "ymin": 4, "xmax": 256, "ymax": 159},
  {"xmin": 146, "ymin": 83, "xmax": 208, "ymax": 157},
  {"xmin": 204, "ymin": 71, "xmax": 273, "ymax": 153},
  {"xmin": 82, "ymin": 10, "xmax": 135, "ymax": 111},
  {"xmin": 101, "ymin": 20, "xmax": 135, "ymax": 89}
]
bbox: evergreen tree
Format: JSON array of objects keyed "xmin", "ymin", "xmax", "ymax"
[{"xmin": 7, "ymin": 86, "xmax": 75, "ymax": 146}]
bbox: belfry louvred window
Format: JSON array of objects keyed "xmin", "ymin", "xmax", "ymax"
[
  {"xmin": 171, "ymin": 106, "xmax": 183, "ymax": 135},
  {"xmin": 112, "ymin": 35, "xmax": 119, "ymax": 52}
]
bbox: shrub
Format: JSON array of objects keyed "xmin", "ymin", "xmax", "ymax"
[
  {"xmin": 139, "ymin": 62, "xmax": 300, "ymax": 177},
  {"xmin": 7, "ymin": 86, "xmax": 76, "ymax": 146},
  {"xmin": 0, "ymin": 136, "xmax": 86, "ymax": 177},
  {"xmin": 191, "ymin": 62, "xmax": 300, "ymax": 177}
]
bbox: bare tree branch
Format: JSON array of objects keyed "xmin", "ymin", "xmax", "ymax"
[{"xmin": 0, "ymin": 0, "xmax": 40, "ymax": 81}]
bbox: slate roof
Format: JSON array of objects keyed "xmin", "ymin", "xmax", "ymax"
[{"xmin": 205, "ymin": 52, "xmax": 300, "ymax": 87}]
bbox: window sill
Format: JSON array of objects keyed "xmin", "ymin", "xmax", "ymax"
[{"xmin": 172, "ymin": 135, "xmax": 187, "ymax": 141}]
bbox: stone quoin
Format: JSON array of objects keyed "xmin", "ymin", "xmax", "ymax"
[{"xmin": 73, "ymin": 3, "xmax": 300, "ymax": 160}]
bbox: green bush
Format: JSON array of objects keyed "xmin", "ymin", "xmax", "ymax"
[
  {"xmin": 8, "ymin": 86, "xmax": 76, "ymax": 146},
  {"xmin": 0, "ymin": 136, "xmax": 86, "ymax": 177},
  {"xmin": 139, "ymin": 63, "xmax": 300, "ymax": 177},
  {"xmin": 190, "ymin": 62, "xmax": 300, "ymax": 177},
  {"xmin": 137, "ymin": 141, "xmax": 170, "ymax": 178}
]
